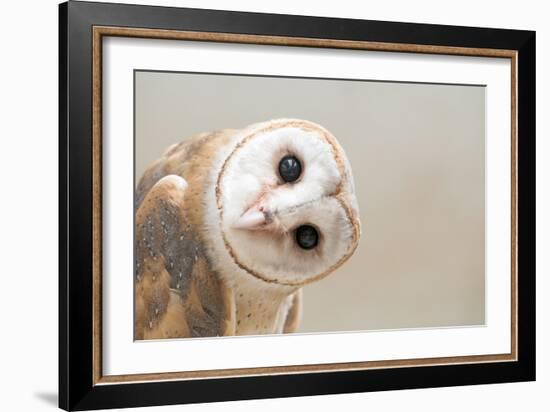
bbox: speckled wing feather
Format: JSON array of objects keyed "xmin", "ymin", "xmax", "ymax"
[{"xmin": 134, "ymin": 174, "xmax": 235, "ymax": 340}]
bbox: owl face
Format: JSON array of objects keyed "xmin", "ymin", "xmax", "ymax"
[{"xmin": 215, "ymin": 119, "xmax": 360, "ymax": 286}]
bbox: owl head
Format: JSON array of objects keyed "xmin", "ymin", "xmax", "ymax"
[{"xmin": 213, "ymin": 119, "xmax": 361, "ymax": 287}]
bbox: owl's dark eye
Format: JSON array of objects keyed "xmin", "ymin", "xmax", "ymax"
[
  {"xmin": 295, "ymin": 225, "xmax": 319, "ymax": 250},
  {"xmin": 278, "ymin": 155, "xmax": 302, "ymax": 183}
]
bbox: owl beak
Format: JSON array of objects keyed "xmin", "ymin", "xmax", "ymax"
[{"xmin": 232, "ymin": 207, "xmax": 268, "ymax": 230}]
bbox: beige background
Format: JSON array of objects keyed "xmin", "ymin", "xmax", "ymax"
[{"xmin": 135, "ymin": 71, "xmax": 485, "ymax": 332}]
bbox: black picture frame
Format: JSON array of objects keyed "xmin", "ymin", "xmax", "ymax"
[{"xmin": 59, "ymin": 1, "xmax": 536, "ymax": 410}]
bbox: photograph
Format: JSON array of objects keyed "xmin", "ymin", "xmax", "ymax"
[
  {"xmin": 0, "ymin": 0, "xmax": 543, "ymax": 409},
  {"xmin": 55, "ymin": 2, "xmax": 536, "ymax": 409},
  {"xmin": 134, "ymin": 71, "xmax": 486, "ymax": 340}
]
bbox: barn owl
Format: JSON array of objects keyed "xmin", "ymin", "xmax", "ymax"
[{"xmin": 135, "ymin": 119, "xmax": 360, "ymax": 339}]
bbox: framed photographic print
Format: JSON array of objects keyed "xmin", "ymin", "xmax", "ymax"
[{"xmin": 59, "ymin": 1, "xmax": 536, "ymax": 410}]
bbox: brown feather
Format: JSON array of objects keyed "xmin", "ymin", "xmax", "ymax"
[{"xmin": 134, "ymin": 170, "xmax": 234, "ymax": 339}]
